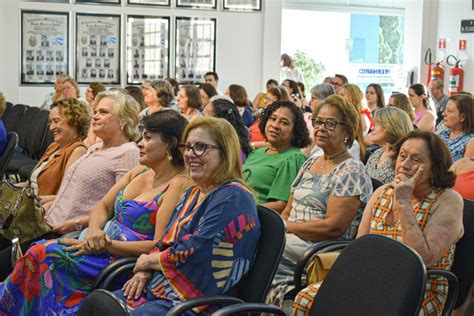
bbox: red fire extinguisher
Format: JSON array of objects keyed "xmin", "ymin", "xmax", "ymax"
[
  {"xmin": 431, "ymin": 62, "xmax": 444, "ymax": 82},
  {"xmin": 447, "ymin": 55, "xmax": 464, "ymax": 96}
]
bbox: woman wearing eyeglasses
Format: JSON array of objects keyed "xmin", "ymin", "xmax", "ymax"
[
  {"xmin": 243, "ymin": 101, "xmax": 310, "ymax": 214},
  {"xmin": 92, "ymin": 117, "xmax": 261, "ymax": 314},
  {"xmin": 267, "ymin": 95, "xmax": 372, "ymax": 309}
]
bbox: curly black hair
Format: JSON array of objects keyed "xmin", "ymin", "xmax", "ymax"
[
  {"xmin": 211, "ymin": 98, "xmax": 252, "ymax": 156},
  {"xmin": 259, "ymin": 100, "xmax": 311, "ymax": 148}
]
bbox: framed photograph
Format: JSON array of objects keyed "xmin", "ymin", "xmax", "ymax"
[
  {"xmin": 175, "ymin": 17, "xmax": 216, "ymax": 83},
  {"xmin": 176, "ymin": 0, "xmax": 216, "ymax": 10},
  {"xmin": 75, "ymin": 0, "xmax": 121, "ymax": 4},
  {"xmin": 127, "ymin": 0, "xmax": 169, "ymax": 6},
  {"xmin": 223, "ymin": 0, "xmax": 261, "ymax": 11},
  {"xmin": 126, "ymin": 15, "xmax": 170, "ymax": 84},
  {"xmin": 76, "ymin": 13, "xmax": 121, "ymax": 84},
  {"xmin": 21, "ymin": 11, "xmax": 69, "ymax": 84}
]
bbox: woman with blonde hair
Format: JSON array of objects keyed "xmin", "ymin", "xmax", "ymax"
[
  {"xmin": 365, "ymin": 107, "xmax": 414, "ymax": 184},
  {"xmin": 340, "ymin": 83, "xmax": 374, "ymax": 135},
  {"xmin": 61, "ymin": 78, "xmax": 81, "ymax": 100},
  {"xmin": 388, "ymin": 93, "xmax": 416, "ymax": 121}
]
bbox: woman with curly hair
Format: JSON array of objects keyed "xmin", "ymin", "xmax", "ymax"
[
  {"xmin": 203, "ymin": 96, "xmax": 252, "ymax": 161},
  {"xmin": 243, "ymin": 101, "xmax": 310, "ymax": 213}
]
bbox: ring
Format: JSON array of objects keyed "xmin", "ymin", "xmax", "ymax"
[{"xmin": 396, "ymin": 178, "xmax": 401, "ymax": 183}]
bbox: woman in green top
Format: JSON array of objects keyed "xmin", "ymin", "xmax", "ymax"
[{"xmin": 243, "ymin": 100, "xmax": 311, "ymax": 213}]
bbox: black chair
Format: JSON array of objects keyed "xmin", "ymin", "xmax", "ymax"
[
  {"xmin": 451, "ymin": 199, "xmax": 474, "ymax": 309},
  {"xmin": 79, "ymin": 205, "xmax": 286, "ymax": 315},
  {"xmin": 213, "ymin": 303, "xmax": 286, "ymax": 315},
  {"xmin": 306, "ymin": 234, "xmax": 458, "ymax": 316},
  {"xmin": 0, "ymin": 132, "xmax": 18, "ymax": 179},
  {"xmin": 371, "ymin": 177, "xmax": 384, "ymax": 191},
  {"xmin": 3, "ymin": 104, "xmax": 26, "ymax": 133},
  {"xmin": 2, "ymin": 102, "xmax": 13, "ymax": 121}
]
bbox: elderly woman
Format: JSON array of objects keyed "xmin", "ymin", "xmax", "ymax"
[
  {"xmin": 88, "ymin": 116, "xmax": 262, "ymax": 314},
  {"xmin": 203, "ymin": 97, "xmax": 252, "ymax": 161},
  {"xmin": 365, "ymin": 107, "xmax": 414, "ymax": 184},
  {"xmin": 409, "ymin": 83, "xmax": 436, "ymax": 131},
  {"xmin": 439, "ymin": 94, "xmax": 474, "ymax": 161},
  {"xmin": 243, "ymin": 101, "xmax": 310, "ymax": 213},
  {"xmin": 41, "ymin": 74, "xmax": 71, "ymax": 110},
  {"xmin": 178, "ymin": 85, "xmax": 202, "ymax": 121},
  {"xmin": 365, "ymin": 83, "xmax": 385, "ymax": 114},
  {"xmin": 0, "ymin": 111, "xmax": 192, "ymax": 314},
  {"xmin": 140, "ymin": 80, "xmax": 175, "ymax": 117},
  {"xmin": 226, "ymin": 84, "xmax": 255, "ymax": 127},
  {"xmin": 267, "ymin": 94, "xmax": 373, "ymax": 307},
  {"xmin": 293, "ymin": 130, "xmax": 464, "ymax": 316}
]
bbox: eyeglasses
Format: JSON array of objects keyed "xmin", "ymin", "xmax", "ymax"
[
  {"xmin": 312, "ymin": 118, "xmax": 347, "ymax": 131},
  {"xmin": 178, "ymin": 142, "xmax": 220, "ymax": 157}
]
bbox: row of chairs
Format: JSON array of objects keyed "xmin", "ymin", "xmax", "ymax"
[
  {"xmin": 79, "ymin": 200, "xmax": 474, "ymax": 315},
  {"xmin": 1, "ymin": 102, "xmax": 53, "ymax": 181}
]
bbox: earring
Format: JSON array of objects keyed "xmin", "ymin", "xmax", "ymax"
[
  {"xmin": 344, "ymin": 137, "xmax": 349, "ymax": 144},
  {"xmin": 167, "ymin": 151, "xmax": 173, "ymax": 161}
]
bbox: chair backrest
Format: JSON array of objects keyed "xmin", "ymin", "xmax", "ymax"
[
  {"xmin": 311, "ymin": 234, "xmax": 427, "ymax": 316},
  {"xmin": 2, "ymin": 102, "xmax": 13, "ymax": 121},
  {"xmin": 451, "ymin": 199, "xmax": 474, "ymax": 308},
  {"xmin": 236, "ymin": 205, "xmax": 286, "ymax": 303},
  {"xmin": 24, "ymin": 109, "xmax": 50, "ymax": 159},
  {"xmin": 0, "ymin": 132, "xmax": 18, "ymax": 178},
  {"xmin": 3, "ymin": 104, "xmax": 27, "ymax": 133}
]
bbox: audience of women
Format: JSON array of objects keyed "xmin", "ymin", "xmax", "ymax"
[
  {"xmin": 0, "ymin": 92, "xmax": 7, "ymax": 155},
  {"xmin": 177, "ymin": 85, "xmax": 202, "ymax": 121},
  {"xmin": 268, "ymin": 94, "xmax": 373, "ymax": 307},
  {"xmin": 409, "ymin": 83, "xmax": 436, "ymax": 131},
  {"xmin": 199, "ymin": 83, "xmax": 218, "ymax": 110},
  {"xmin": 340, "ymin": 83, "xmax": 374, "ymax": 135},
  {"xmin": 451, "ymin": 156, "xmax": 474, "ymax": 200},
  {"xmin": 41, "ymin": 74, "xmax": 71, "ymax": 110},
  {"xmin": 439, "ymin": 94, "xmax": 474, "ymax": 161},
  {"xmin": 226, "ymin": 84, "xmax": 255, "ymax": 127},
  {"xmin": 105, "ymin": 116, "xmax": 261, "ymax": 314},
  {"xmin": 140, "ymin": 80, "xmax": 174, "ymax": 117},
  {"xmin": 243, "ymin": 101, "xmax": 310, "ymax": 213},
  {"xmin": 293, "ymin": 130, "xmax": 464, "ymax": 316},
  {"xmin": 0, "ymin": 111, "xmax": 192, "ymax": 314},
  {"xmin": 365, "ymin": 83, "xmax": 385, "ymax": 114},
  {"xmin": 203, "ymin": 96, "xmax": 252, "ymax": 161},
  {"xmin": 365, "ymin": 107, "xmax": 414, "ymax": 184},
  {"xmin": 388, "ymin": 93, "xmax": 416, "ymax": 121}
]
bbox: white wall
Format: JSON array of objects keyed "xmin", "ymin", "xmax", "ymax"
[
  {"xmin": 436, "ymin": 0, "xmax": 474, "ymax": 93},
  {"xmin": 0, "ymin": 0, "xmax": 283, "ymax": 106}
]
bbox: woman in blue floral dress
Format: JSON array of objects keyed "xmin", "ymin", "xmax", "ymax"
[{"xmin": 0, "ymin": 111, "xmax": 192, "ymax": 315}]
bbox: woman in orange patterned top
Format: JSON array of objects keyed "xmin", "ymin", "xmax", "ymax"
[{"xmin": 292, "ymin": 130, "xmax": 464, "ymax": 316}]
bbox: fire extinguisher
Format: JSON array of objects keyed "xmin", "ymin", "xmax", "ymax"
[
  {"xmin": 431, "ymin": 62, "xmax": 444, "ymax": 82},
  {"xmin": 447, "ymin": 55, "xmax": 464, "ymax": 96}
]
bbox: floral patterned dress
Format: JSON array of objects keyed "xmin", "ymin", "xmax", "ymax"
[{"xmin": 0, "ymin": 183, "xmax": 169, "ymax": 316}]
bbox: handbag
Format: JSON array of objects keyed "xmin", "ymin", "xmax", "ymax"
[
  {"xmin": 0, "ymin": 180, "xmax": 52, "ymax": 243},
  {"xmin": 306, "ymin": 251, "xmax": 341, "ymax": 284}
]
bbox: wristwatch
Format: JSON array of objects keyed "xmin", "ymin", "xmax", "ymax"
[{"xmin": 74, "ymin": 218, "xmax": 83, "ymax": 232}]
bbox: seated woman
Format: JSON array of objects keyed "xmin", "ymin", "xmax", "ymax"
[
  {"xmin": 340, "ymin": 83, "xmax": 374, "ymax": 135},
  {"xmin": 203, "ymin": 97, "xmax": 252, "ymax": 161},
  {"xmin": 61, "ymin": 78, "xmax": 81, "ymax": 100},
  {"xmin": 365, "ymin": 83, "xmax": 385, "ymax": 115},
  {"xmin": 388, "ymin": 93, "xmax": 416, "ymax": 122},
  {"xmin": 267, "ymin": 94, "xmax": 373, "ymax": 307},
  {"xmin": 199, "ymin": 82, "xmax": 218, "ymax": 110},
  {"xmin": 0, "ymin": 90, "xmax": 140, "ymax": 259},
  {"xmin": 293, "ymin": 130, "xmax": 464, "ymax": 316},
  {"xmin": 305, "ymin": 83, "xmax": 335, "ymax": 144},
  {"xmin": 85, "ymin": 82, "xmax": 106, "ymax": 107},
  {"xmin": 439, "ymin": 94, "xmax": 474, "ymax": 162},
  {"xmin": 140, "ymin": 80, "xmax": 174, "ymax": 118},
  {"xmin": 243, "ymin": 101, "xmax": 310, "ymax": 213},
  {"xmin": 105, "ymin": 116, "xmax": 261, "ymax": 314},
  {"xmin": 226, "ymin": 84, "xmax": 255, "ymax": 128},
  {"xmin": 0, "ymin": 110, "xmax": 192, "ymax": 314},
  {"xmin": 177, "ymin": 85, "xmax": 202, "ymax": 121},
  {"xmin": 451, "ymin": 156, "xmax": 474, "ymax": 201},
  {"xmin": 365, "ymin": 107, "xmax": 413, "ymax": 184},
  {"xmin": 409, "ymin": 84, "xmax": 436, "ymax": 131},
  {"xmin": 40, "ymin": 74, "xmax": 71, "ymax": 110}
]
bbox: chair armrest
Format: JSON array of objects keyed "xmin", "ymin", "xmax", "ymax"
[
  {"xmin": 293, "ymin": 240, "xmax": 351, "ymax": 291},
  {"xmin": 213, "ymin": 303, "xmax": 286, "ymax": 316},
  {"xmin": 92, "ymin": 257, "xmax": 137, "ymax": 290},
  {"xmin": 427, "ymin": 269, "xmax": 458, "ymax": 316},
  {"xmin": 166, "ymin": 296, "xmax": 244, "ymax": 316}
]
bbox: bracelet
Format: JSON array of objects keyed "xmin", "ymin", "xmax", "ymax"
[{"xmin": 251, "ymin": 142, "xmax": 256, "ymax": 150}]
